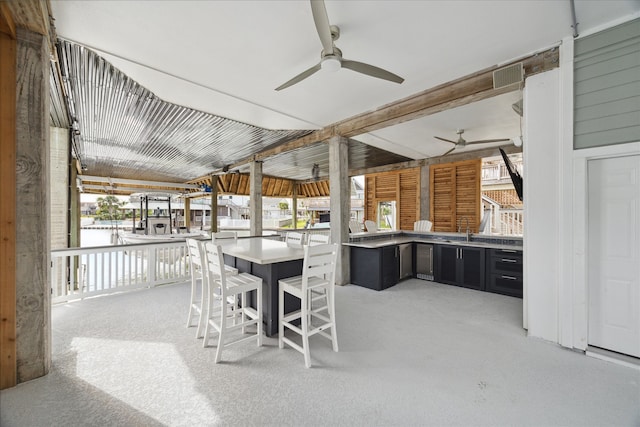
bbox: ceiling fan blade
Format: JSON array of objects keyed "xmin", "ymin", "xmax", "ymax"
[
  {"xmin": 441, "ymin": 146, "xmax": 457, "ymax": 156},
  {"xmin": 275, "ymin": 63, "xmax": 322, "ymax": 91},
  {"xmin": 434, "ymin": 136, "xmax": 457, "ymax": 144},
  {"xmin": 310, "ymin": 0, "xmax": 334, "ymax": 55},
  {"xmin": 465, "ymin": 138, "xmax": 512, "ymax": 145},
  {"xmin": 341, "ymin": 59, "xmax": 404, "ymax": 84}
]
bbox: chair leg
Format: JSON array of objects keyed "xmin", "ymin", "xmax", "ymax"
[
  {"xmin": 278, "ymin": 285, "xmax": 284, "ymax": 349},
  {"xmin": 202, "ymin": 286, "xmax": 213, "ymax": 348},
  {"xmin": 196, "ymin": 280, "xmax": 207, "ymax": 339},
  {"xmin": 215, "ymin": 302, "xmax": 226, "ymax": 364},
  {"xmin": 301, "ymin": 295, "xmax": 311, "ymax": 368},
  {"xmin": 241, "ymin": 291, "xmax": 247, "ymax": 334},
  {"xmin": 256, "ymin": 284, "xmax": 262, "ymax": 347},
  {"xmin": 329, "ymin": 288, "xmax": 338, "ymax": 352},
  {"xmin": 186, "ymin": 275, "xmax": 198, "ymax": 328}
]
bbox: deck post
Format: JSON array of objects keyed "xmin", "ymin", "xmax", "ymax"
[
  {"xmin": 13, "ymin": 27, "xmax": 51, "ymax": 384},
  {"xmin": 250, "ymin": 161, "xmax": 262, "ymax": 236},
  {"xmin": 211, "ymin": 175, "xmax": 218, "ymax": 233},
  {"xmin": 329, "ymin": 136, "xmax": 350, "ymax": 286},
  {"xmin": 292, "ymin": 183, "xmax": 298, "ymax": 230}
]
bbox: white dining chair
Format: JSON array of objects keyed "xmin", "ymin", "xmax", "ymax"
[
  {"xmin": 285, "ymin": 231, "xmax": 305, "ymax": 247},
  {"xmin": 213, "ymin": 231, "xmax": 237, "ymax": 241},
  {"xmin": 349, "ymin": 220, "xmax": 362, "ymax": 233},
  {"xmin": 186, "ymin": 238, "xmax": 238, "ymax": 339},
  {"xmin": 364, "ymin": 220, "xmax": 378, "ymax": 232},
  {"xmin": 413, "ymin": 220, "xmax": 433, "ymax": 232},
  {"xmin": 278, "ymin": 243, "xmax": 339, "ymax": 368},
  {"xmin": 185, "ymin": 238, "xmax": 207, "ymax": 334},
  {"xmin": 307, "ymin": 233, "xmax": 330, "ymax": 246},
  {"xmin": 202, "ymin": 241, "xmax": 263, "ymax": 363}
]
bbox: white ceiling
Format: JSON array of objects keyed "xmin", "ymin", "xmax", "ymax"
[{"xmin": 50, "ymin": 0, "xmax": 639, "ymax": 161}]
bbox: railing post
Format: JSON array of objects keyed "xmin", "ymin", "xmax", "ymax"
[{"xmin": 148, "ymin": 246, "xmax": 157, "ymax": 287}]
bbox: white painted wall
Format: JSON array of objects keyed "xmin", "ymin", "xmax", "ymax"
[
  {"xmin": 525, "ymin": 16, "xmax": 640, "ymax": 350},
  {"xmin": 523, "ymin": 68, "xmax": 561, "ymax": 343}
]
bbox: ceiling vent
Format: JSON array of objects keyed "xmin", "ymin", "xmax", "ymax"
[{"xmin": 493, "ymin": 62, "xmax": 524, "ymax": 89}]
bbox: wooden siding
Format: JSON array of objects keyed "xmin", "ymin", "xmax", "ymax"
[
  {"xmin": 192, "ymin": 174, "xmax": 330, "ymax": 198},
  {"xmin": 430, "ymin": 159, "xmax": 481, "ymax": 232},
  {"xmin": 364, "ymin": 168, "xmax": 420, "ymax": 230},
  {"xmin": 482, "ymin": 189, "xmax": 523, "ymax": 207},
  {"xmin": 0, "ymin": 10, "xmax": 17, "ymax": 390}
]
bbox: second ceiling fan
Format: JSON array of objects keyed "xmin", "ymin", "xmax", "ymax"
[
  {"xmin": 275, "ymin": 0, "xmax": 404, "ymax": 91},
  {"xmin": 434, "ymin": 129, "xmax": 511, "ymax": 156}
]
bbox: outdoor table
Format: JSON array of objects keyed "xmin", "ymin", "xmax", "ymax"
[{"xmin": 216, "ymin": 237, "xmax": 305, "ymax": 337}]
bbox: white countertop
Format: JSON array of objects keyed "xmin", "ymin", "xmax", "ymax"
[
  {"xmin": 344, "ymin": 235, "xmax": 522, "ymax": 251},
  {"xmin": 216, "ymin": 237, "xmax": 304, "ymax": 265}
]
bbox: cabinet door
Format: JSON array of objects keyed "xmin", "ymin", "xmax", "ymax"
[
  {"xmin": 436, "ymin": 245, "xmax": 458, "ymax": 285},
  {"xmin": 459, "ymin": 247, "xmax": 485, "ymax": 290},
  {"xmin": 381, "ymin": 245, "xmax": 399, "ymax": 289}
]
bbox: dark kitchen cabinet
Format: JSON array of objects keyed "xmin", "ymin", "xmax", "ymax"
[
  {"xmin": 435, "ymin": 244, "xmax": 485, "ymax": 291},
  {"xmin": 351, "ymin": 245, "xmax": 399, "ymax": 291},
  {"xmin": 486, "ymin": 248, "xmax": 523, "ymax": 298}
]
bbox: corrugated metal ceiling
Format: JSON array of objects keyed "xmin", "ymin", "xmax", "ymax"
[
  {"xmin": 52, "ymin": 39, "xmax": 411, "ymax": 185},
  {"xmin": 55, "ymin": 40, "xmax": 312, "ymax": 183}
]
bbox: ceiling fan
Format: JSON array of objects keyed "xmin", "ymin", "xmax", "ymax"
[
  {"xmin": 275, "ymin": 0, "xmax": 404, "ymax": 91},
  {"xmin": 434, "ymin": 129, "xmax": 511, "ymax": 156}
]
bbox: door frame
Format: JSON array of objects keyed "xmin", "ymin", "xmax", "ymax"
[{"xmin": 569, "ymin": 142, "xmax": 640, "ymax": 352}]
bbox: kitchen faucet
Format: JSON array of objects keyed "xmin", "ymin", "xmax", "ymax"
[{"xmin": 458, "ymin": 217, "xmax": 471, "ymax": 242}]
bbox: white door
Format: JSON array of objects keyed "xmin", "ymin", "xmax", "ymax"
[{"xmin": 588, "ymin": 155, "xmax": 640, "ymax": 357}]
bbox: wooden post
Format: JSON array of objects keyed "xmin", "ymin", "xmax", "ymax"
[
  {"xmin": 184, "ymin": 197, "xmax": 191, "ymax": 230},
  {"xmin": 292, "ymin": 183, "xmax": 298, "ymax": 230},
  {"xmin": 250, "ymin": 161, "xmax": 262, "ymax": 236},
  {"xmin": 69, "ymin": 159, "xmax": 80, "ymax": 248},
  {"xmin": 211, "ymin": 175, "xmax": 218, "ymax": 234},
  {"xmin": 0, "ymin": 4, "xmax": 16, "ymax": 390},
  {"xmin": 329, "ymin": 136, "xmax": 350, "ymax": 286}
]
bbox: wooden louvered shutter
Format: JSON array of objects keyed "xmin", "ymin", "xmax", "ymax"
[{"xmin": 430, "ymin": 159, "xmax": 481, "ymax": 232}]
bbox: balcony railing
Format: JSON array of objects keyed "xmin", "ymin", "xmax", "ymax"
[{"xmin": 51, "ymin": 241, "xmax": 191, "ymax": 303}]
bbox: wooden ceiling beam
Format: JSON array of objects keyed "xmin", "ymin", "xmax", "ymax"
[
  {"xmin": 348, "ymin": 144, "xmax": 522, "ymax": 177},
  {"xmin": 224, "ymin": 47, "xmax": 558, "ymax": 172}
]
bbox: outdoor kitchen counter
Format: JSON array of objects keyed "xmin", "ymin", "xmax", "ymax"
[
  {"xmin": 344, "ymin": 231, "xmax": 522, "ymax": 251},
  {"xmin": 345, "ymin": 231, "xmax": 523, "ymax": 296}
]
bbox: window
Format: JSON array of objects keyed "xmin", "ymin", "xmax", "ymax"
[{"xmin": 377, "ymin": 200, "xmax": 396, "ymax": 230}]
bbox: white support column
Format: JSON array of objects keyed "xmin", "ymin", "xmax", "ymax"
[
  {"xmin": 329, "ymin": 136, "xmax": 350, "ymax": 285},
  {"xmin": 250, "ymin": 161, "xmax": 263, "ymax": 236}
]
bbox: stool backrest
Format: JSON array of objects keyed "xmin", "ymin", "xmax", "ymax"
[
  {"xmin": 213, "ymin": 231, "xmax": 237, "ymax": 241},
  {"xmin": 364, "ymin": 220, "xmax": 378, "ymax": 232},
  {"xmin": 301, "ymin": 243, "xmax": 338, "ymax": 288},
  {"xmin": 413, "ymin": 220, "xmax": 433, "ymax": 232},
  {"xmin": 308, "ymin": 233, "xmax": 330, "ymax": 246},
  {"xmin": 203, "ymin": 241, "xmax": 228, "ymax": 295},
  {"xmin": 285, "ymin": 231, "xmax": 305, "ymax": 247},
  {"xmin": 349, "ymin": 220, "xmax": 362, "ymax": 233},
  {"xmin": 186, "ymin": 238, "xmax": 205, "ymax": 271}
]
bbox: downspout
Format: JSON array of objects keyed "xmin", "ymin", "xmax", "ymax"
[{"xmin": 569, "ymin": 0, "xmax": 579, "ymax": 38}]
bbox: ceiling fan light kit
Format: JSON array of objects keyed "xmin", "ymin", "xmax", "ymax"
[
  {"xmin": 275, "ymin": 0, "xmax": 404, "ymax": 90},
  {"xmin": 321, "ymin": 56, "xmax": 341, "ymax": 72}
]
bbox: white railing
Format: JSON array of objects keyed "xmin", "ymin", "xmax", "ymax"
[
  {"xmin": 51, "ymin": 241, "xmax": 191, "ymax": 303},
  {"xmin": 482, "ymin": 195, "xmax": 523, "ymax": 236},
  {"xmin": 482, "ymin": 160, "xmax": 523, "ymax": 181},
  {"xmin": 500, "ymin": 209, "xmax": 524, "ymax": 236}
]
